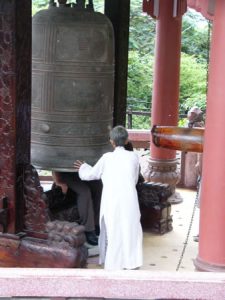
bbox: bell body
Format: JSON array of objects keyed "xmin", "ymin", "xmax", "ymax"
[
  {"xmin": 151, "ymin": 126, "xmax": 204, "ymax": 153},
  {"xmin": 31, "ymin": 4, "xmax": 114, "ymax": 171}
]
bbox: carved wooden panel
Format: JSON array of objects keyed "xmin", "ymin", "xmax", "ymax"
[
  {"xmin": 22, "ymin": 165, "xmax": 49, "ymax": 235},
  {"xmin": 0, "ymin": 1, "xmax": 31, "ymax": 233}
]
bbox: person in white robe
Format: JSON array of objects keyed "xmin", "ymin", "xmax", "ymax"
[{"xmin": 74, "ymin": 125, "xmax": 143, "ymax": 270}]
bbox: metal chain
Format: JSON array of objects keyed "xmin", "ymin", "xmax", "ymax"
[{"xmin": 176, "ymin": 180, "xmax": 200, "ymax": 271}]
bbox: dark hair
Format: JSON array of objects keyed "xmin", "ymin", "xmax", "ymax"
[
  {"xmin": 109, "ymin": 125, "xmax": 128, "ymax": 146},
  {"xmin": 124, "ymin": 141, "xmax": 134, "ymax": 151}
]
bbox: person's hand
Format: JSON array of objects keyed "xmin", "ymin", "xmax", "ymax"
[
  {"xmin": 52, "ymin": 172, "xmax": 68, "ymax": 194},
  {"xmin": 74, "ymin": 160, "xmax": 85, "ymax": 170},
  {"xmin": 57, "ymin": 183, "xmax": 68, "ymax": 194}
]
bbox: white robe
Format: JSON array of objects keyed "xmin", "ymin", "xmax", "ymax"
[{"xmin": 78, "ymin": 147, "xmax": 143, "ymax": 270}]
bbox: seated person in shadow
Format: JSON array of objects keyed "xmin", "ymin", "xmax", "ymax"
[{"xmin": 45, "ymin": 171, "xmax": 102, "ymax": 246}]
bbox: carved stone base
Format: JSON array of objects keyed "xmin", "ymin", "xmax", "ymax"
[
  {"xmin": 194, "ymin": 256, "xmax": 225, "ymax": 272},
  {"xmin": 137, "ymin": 182, "xmax": 173, "ymax": 234},
  {"xmin": 146, "ymin": 158, "xmax": 183, "ymax": 204},
  {"xmin": 0, "ymin": 221, "xmax": 88, "ymax": 268},
  {"xmin": 147, "ymin": 158, "xmax": 180, "ymax": 187},
  {"xmin": 168, "ymin": 191, "xmax": 183, "ymax": 204},
  {"xmin": 140, "ymin": 204, "xmax": 173, "ymax": 234}
]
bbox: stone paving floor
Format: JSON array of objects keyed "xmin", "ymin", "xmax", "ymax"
[
  {"xmin": 88, "ymin": 188, "xmax": 199, "ymax": 272},
  {"xmin": 41, "ymin": 181, "xmax": 199, "ymax": 272},
  {"xmin": 3, "ymin": 187, "xmax": 225, "ymax": 299},
  {"xmin": 142, "ymin": 188, "xmax": 199, "ymax": 272}
]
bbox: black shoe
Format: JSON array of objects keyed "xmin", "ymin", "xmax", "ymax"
[{"xmin": 85, "ymin": 231, "xmax": 98, "ymax": 246}]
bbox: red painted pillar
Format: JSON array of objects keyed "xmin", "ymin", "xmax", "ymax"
[
  {"xmin": 150, "ymin": 0, "xmax": 182, "ymax": 160},
  {"xmin": 195, "ymin": 1, "xmax": 225, "ymax": 272},
  {"xmin": 144, "ymin": 0, "xmax": 186, "ymax": 198}
]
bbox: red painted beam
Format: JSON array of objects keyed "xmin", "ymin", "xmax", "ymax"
[{"xmin": 127, "ymin": 129, "xmax": 150, "ymax": 149}]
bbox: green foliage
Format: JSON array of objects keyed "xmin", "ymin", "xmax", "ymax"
[
  {"xmin": 93, "ymin": 0, "xmax": 104, "ymax": 12},
  {"xmin": 32, "ymin": 0, "xmax": 49, "ymax": 16},
  {"xmin": 127, "ymin": 115, "xmax": 151, "ymax": 130},
  {"xmin": 178, "ymin": 118, "xmax": 188, "ymax": 127},
  {"xmin": 128, "ymin": 51, "xmax": 153, "ymax": 103},
  {"xmin": 127, "ymin": 4, "xmax": 209, "ymax": 128},
  {"xmin": 32, "ymin": 0, "xmax": 48, "ymax": 15},
  {"xmin": 33, "ymin": 0, "xmax": 48, "ymax": 6},
  {"xmin": 126, "ymin": 51, "xmax": 153, "ymax": 129},
  {"xmin": 182, "ymin": 9, "xmax": 211, "ymax": 64},
  {"xmin": 129, "ymin": 0, "xmax": 156, "ymax": 55},
  {"xmin": 126, "ymin": 51, "xmax": 207, "ymax": 128},
  {"xmin": 32, "ymin": 1, "xmax": 209, "ymax": 129},
  {"xmin": 180, "ymin": 53, "xmax": 207, "ymax": 112}
]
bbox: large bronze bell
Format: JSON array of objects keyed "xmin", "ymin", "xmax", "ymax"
[{"xmin": 31, "ymin": 0, "xmax": 114, "ymax": 171}]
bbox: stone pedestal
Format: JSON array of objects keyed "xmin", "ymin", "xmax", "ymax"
[
  {"xmin": 146, "ymin": 158, "xmax": 182, "ymax": 204},
  {"xmin": 137, "ymin": 181, "xmax": 173, "ymax": 234}
]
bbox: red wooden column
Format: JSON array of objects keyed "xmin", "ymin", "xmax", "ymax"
[
  {"xmin": 143, "ymin": 0, "xmax": 186, "ymax": 198},
  {"xmin": 194, "ymin": 0, "xmax": 225, "ymax": 272},
  {"xmin": 0, "ymin": 1, "xmax": 31, "ymax": 233}
]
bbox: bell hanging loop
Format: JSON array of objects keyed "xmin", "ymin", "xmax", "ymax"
[
  {"xmin": 86, "ymin": 0, "xmax": 94, "ymax": 11},
  {"xmin": 58, "ymin": 0, "xmax": 67, "ymax": 6}
]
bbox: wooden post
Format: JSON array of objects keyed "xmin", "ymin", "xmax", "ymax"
[
  {"xmin": 0, "ymin": 0, "xmax": 31, "ymax": 233},
  {"xmin": 127, "ymin": 107, "xmax": 133, "ymax": 129},
  {"xmin": 104, "ymin": 0, "xmax": 130, "ymax": 126}
]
